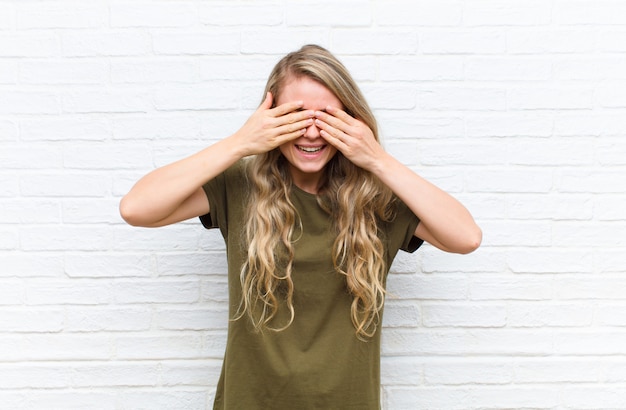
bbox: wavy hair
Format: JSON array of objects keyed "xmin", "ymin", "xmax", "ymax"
[{"xmin": 238, "ymin": 44, "xmax": 396, "ymax": 338}]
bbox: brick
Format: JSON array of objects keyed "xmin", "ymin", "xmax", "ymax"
[
  {"xmin": 0, "ymin": 228, "xmax": 18, "ymax": 250},
  {"xmin": 465, "ymin": 56, "xmax": 551, "ymax": 81},
  {"xmin": 17, "ymin": 3, "xmax": 106, "ymax": 29},
  {"xmin": 554, "ymin": 275, "xmax": 626, "ymax": 299},
  {"xmin": 418, "ymin": 87, "xmax": 507, "ymax": 111},
  {"xmin": 514, "ymin": 358, "xmax": 599, "ymax": 383},
  {"xmin": 557, "ymin": 169, "xmax": 626, "ymax": 194},
  {"xmin": 508, "ymin": 87, "xmax": 594, "ymax": 110},
  {"xmin": 382, "ymin": 301, "xmax": 420, "ymax": 328},
  {"xmin": 0, "ymin": 308, "xmax": 64, "ymax": 332},
  {"xmin": 110, "ymin": 3, "xmax": 197, "ymax": 28},
  {"xmin": 20, "ymin": 173, "xmax": 110, "ymax": 197},
  {"xmin": 465, "ymin": 113, "xmax": 553, "ymax": 137},
  {"xmin": 0, "ymin": 120, "xmax": 17, "ymax": 141},
  {"xmin": 375, "ymin": 1, "xmax": 463, "ymax": 26},
  {"xmin": 0, "ymin": 3, "xmax": 15, "ymax": 29},
  {"xmin": 72, "ymin": 363, "xmax": 159, "ymax": 387},
  {"xmin": 362, "ymin": 85, "xmax": 417, "ymax": 110},
  {"xmin": 423, "ymin": 359, "xmax": 512, "ymax": 385},
  {"xmin": 597, "ymin": 81, "xmax": 626, "ymax": 107},
  {"xmin": 288, "ymin": 1, "xmax": 371, "ymax": 27},
  {"xmin": 422, "ymin": 303, "xmax": 507, "ymax": 328},
  {"xmin": 153, "ymin": 31, "xmax": 240, "ymax": 55},
  {"xmin": 199, "ymin": 276, "xmax": 229, "ymax": 304},
  {"xmin": 380, "ymin": 56, "xmax": 463, "ymax": 81},
  {"xmin": 508, "ymin": 303, "xmax": 594, "ymax": 327},
  {"xmin": 0, "ymin": 60, "xmax": 17, "ymax": 84},
  {"xmin": 0, "ymin": 364, "xmax": 71, "ymax": 388},
  {"xmin": 383, "ymin": 328, "xmax": 553, "ymax": 356},
  {"xmin": 507, "ymin": 29, "xmax": 595, "ymax": 54},
  {"xmin": 199, "ymin": 56, "xmax": 275, "ymax": 81},
  {"xmin": 64, "ymin": 142, "xmax": 153, "ymax": 170},
  {"xmin": 21, "ymin": 226, "xmax": 113, "ymax": 251},
  {"xmin": 24, "ymin": 391, "xmax": 116, "ymax": 410},
  {"xmin": 154, "ymin": 85, "xmax": 239, "ymax": 111},
  {"xmin": 420, "ymin": 30, "xmax": 506, "ymax": 54},
  {"xmin": 62, "ymin": 89, "xmax": 151, "ymax": 114},
  {"xmin": 19, "ymin": 60, "xmax": 107, "ymax": 85},
  {"xmin": 333, "ymin": 30, "xmax": 417, "ymax": 54},
  {"xmin": 199, "ymin": 3, "xmax": 283, "ymax": 26},
  {"xmin": 470, "ymin": 275, "xmax": 552, "ymax": 301},
  {"xmin": 555, "ymin": 0, "xmax": 626, "ymax": 25},
  {"xmin": 0, "ymin": 253, "xmax": 64, "ymax": 277},
  {"xmin": 380, "ymin": 356, "xmax": 422, "ymax": 385},
  {"xmin": 562, "ymin": 386, "xmax": 626, "ymax": 409},
  {"xmin": 553, "ymin": 222, "xmax": 626, "ymax": 247},
  {"xmin": 111, "ymin": 280, "xmax": 199, "ymax": 304},
  {"xmin": 241, "ymin": 29, "xmax": 330, "ymax": 54},
  {"xmin": 3, "ymin": 334, "xmax": 112, "ymax": 361},
  {"xmin": 0, "ymin": 199, "xmax": 61, "ymax": 224},
  {"xmin": 61, "ymin": 31, "xmax": 151, "ymax": 57},
  {"xmin": 0, "ymin": 91, "xmax": 59, "ymax": 115},
  {"xmin": 65, "ymin": 253, "xmax": 153, "ymax": 278},
  {"xmin": 0, "ymin": 281, "xmax": 25, "ymax": 305},
  {"xmin": 507, "ymin": 193, "xmax": 593, "ymax": 221},
  {"xmin": 508, "ymin": 249, "xmax": 593, "ymax": 274},
  {"xmin": 464, "ymin": 0, "xmax": 551, "ymax": 26},
  {"xmin": 20, "ymin": 117, "xmax": 110, "ymax": 141},
  {"xmin": 420, "ymin": 247, "xmax": 506, "ymax": 274},
  {"xmin": 555, "ymin": 330, "xmax": 626, "ymax": 355},
  {"xmin": 0, "ymin": 33, "xmax": 59, "ymax": 57},
  {"xmin": 155, "ymin": 307, "xmax": 228, "ymax": 330},
  {"xmin": 62, "ymin": 199, "xmax": 123, "ymax": 224},
  {"xmin": 377, "ymin": 114, "xmax": 465, "ymax": 139},
  {"xmin": 112, "ymin": 115, "xmax": 201, "ymax": 140},
  {"xmin": 26, "ymin": 280, "xmax": 111, "ymax": 305},
  {"xmin": 65, "ymin": 307, "xmax": 151, "ymax": 332},
  {"xmin": 387, "ymin": 273, "xmax": 469, "ymax": 301},
  {"xmin": 466, "ymin": 168, "xmax": 553, "ymax": 193},
  {"xmin": 113, "ymin": 58, "xmax": 199, "ymax": 84},
  {"xmin": 157, "ymin": 252, "xmax": 227, "ymax": 276},
  {"xmin": 160, "ymin": 360, "xmax": 221, "ymax": 386},
  {"xmin": 0, "ymin": 142, "xmax": 62, "ymax": 169},
  {"xmin": 115, "ymin": 334, "xmax": 203, "ymax": 359},
  {"xmin": 116, "ymin": 390, "xmax": 207, "ymax": 410}
]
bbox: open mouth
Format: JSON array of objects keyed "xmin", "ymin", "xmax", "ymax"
[{"xmin": 296, "ymin": 145, "xmax": 324, "ymax": 153}]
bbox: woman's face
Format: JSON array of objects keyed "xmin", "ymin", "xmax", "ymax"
[{"xmin": 276, "ymin": 76, "xmax": 340, "ymax": 194}]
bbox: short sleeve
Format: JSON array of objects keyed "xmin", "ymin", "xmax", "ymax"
[
  {"xmin": 397, "ymin": 200, "xmax": 423, "ymax": 253},
  {"xmin": 198, "ymin": 160, "xmax": 248, "ymax": 238}
]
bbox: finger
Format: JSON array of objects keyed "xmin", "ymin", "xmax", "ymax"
[
  {"xmin": 271, "ymin": 100, "xmax": 304, "ymax": 117},
  {"xmin": 325, "ymin": 105, "xmax": 356, "ymax": 123},
  {"xmin": 281, "ymin": 109, "xmax": 315, "ymax": 125},
  {"xmin": 276, "ymin": 118, "xmax": 314, "ymax": 136},
  {"xmin": 259, "ymin": 91, "xmax": 273, "ymax": 110},
  {"xmin": 314, "ymin": 109, "xmax": 350, "ymax": 133}
]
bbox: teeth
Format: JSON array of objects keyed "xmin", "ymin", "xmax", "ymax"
[{"xmin": 298, "ymin": 146, "xmax": 322, "ymax": 153}]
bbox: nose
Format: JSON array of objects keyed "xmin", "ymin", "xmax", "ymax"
[{"xmin": 303, "ymin": 121, "xmax": 320, "ymax": 139}]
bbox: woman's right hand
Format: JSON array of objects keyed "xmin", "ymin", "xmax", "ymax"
[{"xmin": 232, "ymin": 92, "xmax": 315, "ymax": 157}]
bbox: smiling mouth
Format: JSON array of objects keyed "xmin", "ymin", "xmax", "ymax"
[{"xmin": 297, "ymin": 145, "xmax": 324, "ymax": 153}]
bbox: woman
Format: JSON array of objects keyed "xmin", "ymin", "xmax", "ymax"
[{"xmin": 120, "ymin": 45, "xmax": 481, "ymax": 409}]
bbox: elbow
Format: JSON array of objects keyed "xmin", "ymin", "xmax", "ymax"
[
  {"xmin": 119, "ymin": 195, "xmax": 144, "ymax": 227},
  {"xmin": 458, "ymin": 225, "xmax": 482, "ymax": 254}
]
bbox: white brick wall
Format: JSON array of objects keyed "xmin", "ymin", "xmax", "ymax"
[{"xmin": 1, "ymin": 1, "xmax": 625, "ymax": 409}]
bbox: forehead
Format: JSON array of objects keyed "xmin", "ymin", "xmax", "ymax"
[{"xmin": 276, "ymin": 76, "xmax": 342, "ymax": 110}]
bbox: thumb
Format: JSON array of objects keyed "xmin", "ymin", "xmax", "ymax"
[{"xmin": 260, "ymin": 91, "xmax": 273, "ymax": 109}]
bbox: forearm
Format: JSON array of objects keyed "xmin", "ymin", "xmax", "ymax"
[
  {"xmin": 372, "ymin": 153, "xmax": 482, "ymax": 254},
  {"xmin": 119, "ymin": 136, "xmax": 245, "ymax": 227}
]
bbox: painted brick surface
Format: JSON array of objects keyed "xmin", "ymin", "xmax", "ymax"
[{"xmin": 1, "ymin": 1, "xmax": 625, "ymax": 409}]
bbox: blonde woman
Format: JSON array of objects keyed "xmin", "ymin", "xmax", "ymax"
[{"xmin": 120, "ymin": 45, "xmax": 481, "ymax": 409}]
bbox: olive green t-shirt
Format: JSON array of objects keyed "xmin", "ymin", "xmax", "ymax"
[{"xmin": 200, "ymin": 160, "xmax": 422, "ymax": 410}]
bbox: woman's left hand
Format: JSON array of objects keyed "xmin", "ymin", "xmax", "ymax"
[{"xmin": 314, "ymin": 106, "xmax": 386, "ymax": 172}]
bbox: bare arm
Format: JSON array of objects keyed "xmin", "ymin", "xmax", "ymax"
[
  {"xmin": 119, "ymin": 94, "xmax": 315, "ymax": 227},
  {"xmin": 314, "ymin": 106, "xmax": 482, "ymax": 254}
]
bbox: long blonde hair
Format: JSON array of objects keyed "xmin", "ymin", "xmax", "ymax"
[{"xmin": 239, "ymin": 45, "xmax": 396, "ymax": 338}]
